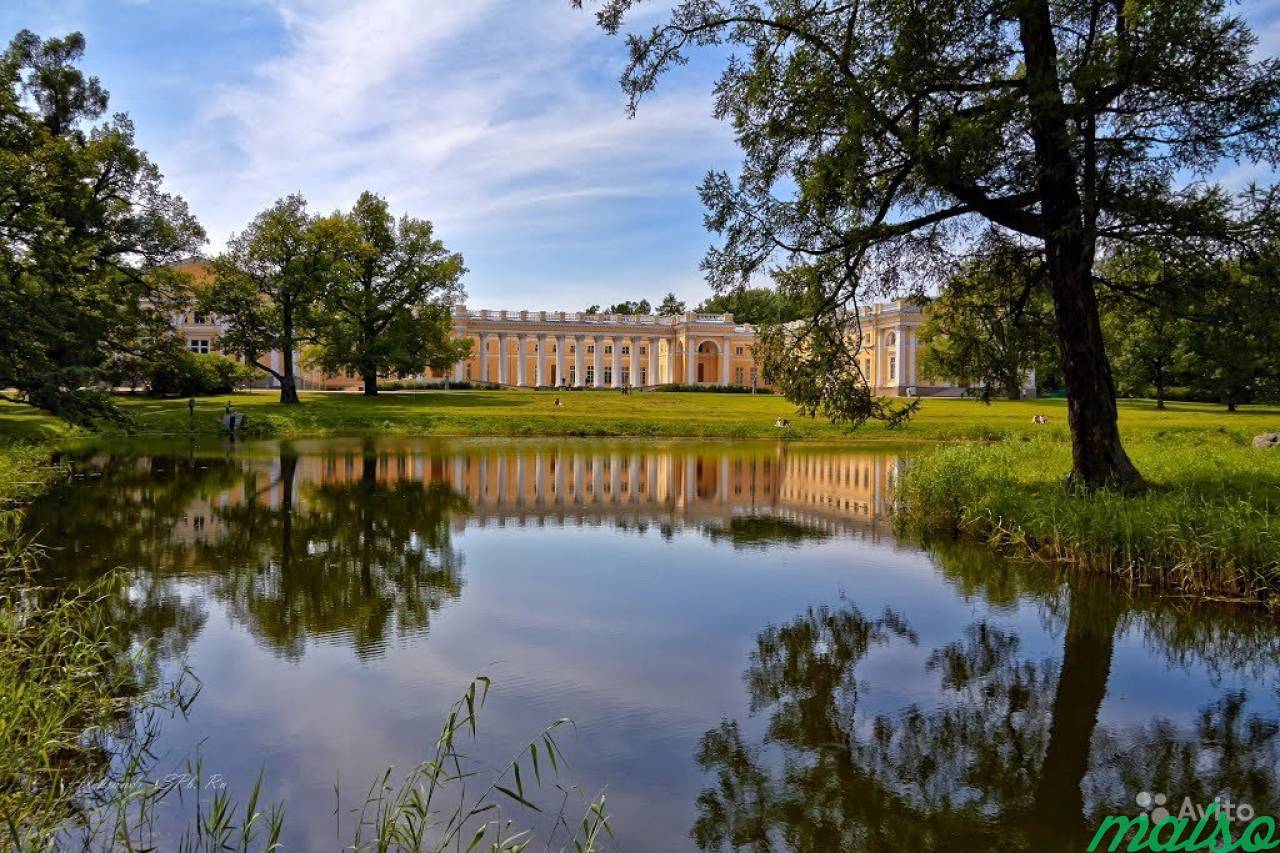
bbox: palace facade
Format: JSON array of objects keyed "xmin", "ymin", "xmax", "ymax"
[{"xmin": 167, "ymin": 260, "xmax": 1004, "ymax": 396}]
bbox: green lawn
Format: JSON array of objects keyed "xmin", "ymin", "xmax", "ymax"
[{"xmin": 3, "ymin": 389, "xmax": 1275, "ymax": 443}]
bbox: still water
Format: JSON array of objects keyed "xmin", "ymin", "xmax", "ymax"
[{"xmin": 27, "ymin": 438, "xmax": 1280, "ymax": 851}]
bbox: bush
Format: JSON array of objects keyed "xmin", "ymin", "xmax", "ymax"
[
  {"xmin": 147, "ymin": 353, "xmax": 254, "ymax": 397},
  {"xmin": 651, "ymin": 383, "xmax": 774, "ymax": 394}
]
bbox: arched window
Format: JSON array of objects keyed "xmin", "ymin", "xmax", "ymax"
[{"xmin": 885, "ymin": 331, "xmax": 897, "ymax": 347}]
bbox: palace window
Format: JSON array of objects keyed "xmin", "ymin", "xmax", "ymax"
[
  {"xmin": 889, "ymin": 356, "xmax": 897, "ymax": 381},
  {"xmin": 604, "ymin": 345, "xmax": 612, "ymax": 355},
  {"xmin": 735, "ymin": 367, "xmax": 744, "ymax": 385},
  {"xmin": 569, "ymin": 366, "xmax": 576, "ymax": 384},
  {"xmin": 639, "ymin": 346, "xmax": 646, "ymax": 355},
  {"xmin": 621, "ymin": 346, "xmax": 630, "ymax": 355},
  {"xmin": 586, "ymin": 366, "xmax": 595, "ymax": 384},
  {"xmin": 639, "ymin": 368, "xmax": 647, "ymax": 384},
  {"xmin": 736, "ymin": 346, "xmax": 744, "ymax": 356},
  {"xmin": 603, "ymin": 367, "xmax": 613, "ymax": 385},
  {"xmin": 587, "ymin": 345, "xmax": 595, "ymax": 354},
  {"xmin": 188, "ymin": 339, "xmax": 210, "ymax": 354},
  {"xmin": 621, "ymin": 369, "xmax": 630, "ymax": 386}
]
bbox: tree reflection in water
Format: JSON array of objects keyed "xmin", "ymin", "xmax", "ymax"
[
  {"xmin": 692, "ymin": 547, "xmax": 1280, "ymax": 853},
  {"xmin": 30, "ymin": 440, "xmax": 469, "ymax": 661}
]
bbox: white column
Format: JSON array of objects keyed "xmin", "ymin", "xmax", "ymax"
[
  {"xmin": 629, "ymin": 339, "xmax": 641, "ymax": 388},
  {"xmin": 516, "ymin": 335, "xmax": 528, "ymax": 387},
  {"xmin": 478, "ymin": 334, "xmax": 489, "ymax": 383},
  {"xmin": 721, "ymin": 335, "xmax": 731, "ymax": 386},
  {"xmin": 611, "ymin": 338, "xmax": 622, "ymax": 389},
  {"xmin": 648, "ymin": 337, "xmax": 659, "ymax": 387},
  {"xmin": 573, "ymin": 335, "xmax": 585, "ymax": 387},
  {"xmin": 497, "ymin": 334, "xmax": 508, "ymax": 385},
  {"xmin": 536, "ymin": 334, "xmax": 547, "ymax": 386},
  {"xmin": 592, "ymin": 336, "xmax": 603, "ymax": 388},
  {"xmin": 686, "ymin": 336, "xmax": 697, "ymax": 384},
  {"xmin": 453, "ymin": 356, "xmax": 464, "ymax": 383},
  {"xmin": 904, "ymin": 327, "xmax": 915, "ymax": 387},
  {"xmin": 894, "ymin": 326, "xmax": 904, "ymax": 391},
  {"xmin": 555, "ymin": 335, "xmax": 566, "ymax": 387}
]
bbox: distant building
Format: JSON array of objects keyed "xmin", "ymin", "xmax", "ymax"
[{"xmin": 167, "ymin": 260, "xmax": 1008, "ymax": 396}]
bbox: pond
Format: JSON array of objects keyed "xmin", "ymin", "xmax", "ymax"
[{"xmin": 27, "ymin": 437, "xmax": 1280, "ymax": 851}]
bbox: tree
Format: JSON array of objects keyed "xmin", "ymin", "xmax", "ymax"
[
  {"xmin": 657, "ymin": 291, "xmax": 686, "ymax": 315},
  {"xmin": 1102, "ymin": 301, "xmax": 1191, "ymax": 409},
  {"xmin": 603, "ymin": 298, "xmax": 651, "ymax": 315},
  {"xmin": 0, "ymin": 31, "xmax": 204, "ymax": 424},
  {"xmin": 202, "ymin": 195, "xmax": 334, "ymax": 404},
  {"xmin": 307, "ymin": 192, "xmax": 468, "ymax": 396},
  {"xmin": 1183, "ymin": 251, "xmax": 1280, "ymax": 411},
  {"xmin": 579, "ymin": 0, "xmax": 1280, "ymax": 488},
  {"xmin": 695, "ymin": 286, "xmax": 805, "ymax": 326},
  {"xmin": 1099, "ymin": 251, "xmax": 1194, "ymax": 409},
  {"xmin": 917, "ymin": 239, "xmax": 1055, "ymax": 400}
]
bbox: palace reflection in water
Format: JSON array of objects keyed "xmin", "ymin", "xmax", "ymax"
[{"xmin": 26, "ymin": 438, "xmax": 1280, "ymax": 852}]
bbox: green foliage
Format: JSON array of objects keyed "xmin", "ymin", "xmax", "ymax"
[
  {"xmin": 694, "ymin": 286, "xmax": 804, "ymax": 326},
  {"xmin": 0, "ymin": 30, "xmax": 205, "ymax": 423},
  {"xmin": 917, "ymin": 238, "xmax": 1055, "ymax": 400},
  {"xmin": 581, "ymin": 0, "xmax": 1280, "ymax": 484},
  {"xmin": 143, "ymin": 352, "xmax": 254, "ymax": 397},
  {"xmin": 657, "ymin": 291, "xmax": 686, "ymax": 315},
  {"xmin": 651, "ymin": 383, "xmax": 772, "ymax": 394},
  {"xmin": 602, "ymin": 298, "xmax": 650, "ymax": 315},
  {"xmin": 1100, "ymin": 250, "xmax": 1196, "ymax": 407},
  {"xmin": 307, "ymin": 191, "xmax": 468, "ymax": 395},
  {"xmin": 1182, "ymin": 250, "xmax": 1280, "ymax": 410},
  {"xmin": 202, "ymin": 194, "xmax": 337, "ymax": 404}
]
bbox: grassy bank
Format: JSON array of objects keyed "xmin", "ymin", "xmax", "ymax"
[
  {"xmin": 0, "ymin": 443, "xmax": 149, "ymax": 840},
  {"xmin": 896, "ymin": 434, "xmax": 1280, "ymax": 603},
  {"xmin": 4, "ymin": 389, "xmax": 1276, "ymax": 442}
]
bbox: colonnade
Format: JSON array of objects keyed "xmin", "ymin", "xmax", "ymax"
[{"xmin": 454, "ymin": 331, "xmax": 737, "ymax": 388}]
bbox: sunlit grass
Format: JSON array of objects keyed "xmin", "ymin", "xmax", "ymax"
[
  {"xmin": 4, "ymin": 390, "xmax": 1275, "ymax": 442},
  {"xmin": 896, "ymin": 435, "xmax": 1280, "ymax": 602}
]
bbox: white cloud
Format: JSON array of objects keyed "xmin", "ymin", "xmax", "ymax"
[{"xmin": 161, "ymin": 0, "xmax": 736, "ymax": 311}]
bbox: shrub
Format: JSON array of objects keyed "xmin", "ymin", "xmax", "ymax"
[
  {"xmin": 651, "ymin": 383, "xmax": 774, "ymax": 394},
  {"xmin": 146, "ymin": 353, "xmax": 254, "ymax": 397}
]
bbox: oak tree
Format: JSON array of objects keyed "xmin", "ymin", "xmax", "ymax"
[
  {"xmin": 308, "ymin": 192, "xmax": 468, "ymax": 395},
  {"xmin": 202, "ymin": 195, "xmax": 333, "ymax": 404}
]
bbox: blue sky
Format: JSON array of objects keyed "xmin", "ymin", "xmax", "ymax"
[{"xmin": 2, "ymin": 1, "xmax": 1278, "ymax": 311}]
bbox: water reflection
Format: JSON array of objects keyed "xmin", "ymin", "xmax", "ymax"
[
  {"xmin": 693, "ymin": 547, "xmax": 1280, "ymax": 852},
  {"xmin": 29, "ymin": 439, "xmax": 898, "ymax": 661},
  {"xmin": 20, "ymin": 439, "xmax": 1280, "ymax": 850}
]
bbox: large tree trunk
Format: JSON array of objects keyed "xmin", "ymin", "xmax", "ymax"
[
  {"xmin": 362, "ymin": 370, "xmax": 378, "ymax": 396},
  {"xmin": 1017, "ymin": 0, "xmax": 1141, "ymax": 490},
  {"xmin": 278, "ymin": 355, "xmax": 300, "ymax": 405}
]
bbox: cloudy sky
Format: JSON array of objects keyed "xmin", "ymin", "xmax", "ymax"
[{"xmin": 2, "ymin": 1, "xmax": 1277, "ymax": 311}]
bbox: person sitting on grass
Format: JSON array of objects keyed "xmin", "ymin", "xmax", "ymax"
[
  {"xmin": 554, "ymin": 397, "xmax": 562, "ymax": 408},
  {"xmin": 775, "ymin": 417, "xmax": 790, "ymax": 428}
]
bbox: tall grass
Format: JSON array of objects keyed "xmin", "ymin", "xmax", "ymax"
[
  {"xmin": 46, "ymin": 677, "xmax": 610, "ymax": 852},
  {"xmin": 895, "ymin": 436, "xmax": 1280, "ymax": 602}
]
